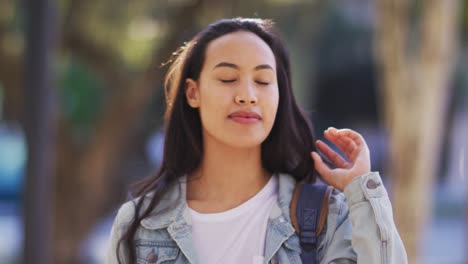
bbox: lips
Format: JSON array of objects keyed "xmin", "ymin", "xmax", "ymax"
[{"xmin": 228, "ymin": 111, "xmax": 262, "ymax": 124}]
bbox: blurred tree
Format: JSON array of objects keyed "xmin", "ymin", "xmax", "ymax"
[
  {"xmin": 375, "ymin": 0, "xmax": 461, "ymax": 262},
  {"xmin": 23, "ymin": 0, "xmax": 57, "ymax": 263}
]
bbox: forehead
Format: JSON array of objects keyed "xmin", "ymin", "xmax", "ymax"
[{"xmin": 203, "ymin": 31, "xmax": 276, "ymax": 71}]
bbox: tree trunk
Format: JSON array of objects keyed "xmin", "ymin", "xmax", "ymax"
[
  {"xmin": 23, "ymin": 0, "xmax": 58, "ymax": 263},
  {"xmin": 374, "ymin": 0, "xmax": 460, "ymax": 262}
]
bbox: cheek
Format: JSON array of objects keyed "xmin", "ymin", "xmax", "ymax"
[
  {"xmin": 198, "ymin": 85, "xmax": 232, "ymax": 123},
  {"xmin": 264, "ymin": 87, "xmax": 280, "ymax": 122},
  {"xmin": 200, "ymin": 85, "xmax": 232, "ymax": 110}
]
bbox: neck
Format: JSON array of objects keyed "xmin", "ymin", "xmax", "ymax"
[{"xmin": 187, "ymin": 137, "xmax": 271, "ymax": 210}]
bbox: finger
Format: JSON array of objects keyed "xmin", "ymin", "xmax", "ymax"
[
  {"xmin": 323, "ymin": 130, "xmax": 356, "ymax": 160},
  {"xmin": 311, "ymin": 151, "xmax": 341, "ymax": 188},
  {"xmin": 310, "ymin": 151, "xmax": 333, "ymax": 178},
  {"xmin": 335, "ymin": 129, "xmax": 370, "ymax": 159},
  {"xmin": 334, "ymin": 128, "xmax": 366, "ymax": 147},
  {"xmin": 335, "ymin": 136, "xmax": 359, "ymax": 161},
  {"xmin": 325, "ymin": 128, "xmax": 368, "ymax": 156},
  {"xmin": 325, "ymin": 127, "xmax": 361, "ymax": 145},
  {"xmin": 316, "ymin": 140, "xmax": 349, "ymax": 168}
]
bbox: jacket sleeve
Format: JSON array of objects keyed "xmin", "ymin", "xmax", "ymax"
[{"xmin": 321, "ymin": 172, "xmax": 408, "ymax": 264}]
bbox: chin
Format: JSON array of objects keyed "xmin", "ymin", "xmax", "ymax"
[
  {"xmin": 203, "ymin": 127, "xmax": 271, "ymax": 149},
  {"xmin": 222, "ymin": 133, "xmax": 268, "ymax": 149}
]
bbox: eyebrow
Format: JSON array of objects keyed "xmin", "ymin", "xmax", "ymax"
[{"xmin": 212, "ymin": 62, "xmax": 274, "ymax": 71}]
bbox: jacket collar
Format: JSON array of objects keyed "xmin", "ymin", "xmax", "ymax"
[
  {"xmin": 140, "ymin": 176, "xmax": 189, "ymax": 230},
  {"xmin": 140, "ymin": 173, "xmax": 297, "ymax": 230}
]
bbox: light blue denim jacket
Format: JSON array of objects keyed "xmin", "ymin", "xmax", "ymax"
[{"xmin": 107, "ymin": 172, "xmax": 407, "ymax": 263}]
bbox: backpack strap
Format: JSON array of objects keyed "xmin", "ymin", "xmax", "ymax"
[{"xmin": 290, "ymin": 182, "xmax": 333, "ymax": 261}]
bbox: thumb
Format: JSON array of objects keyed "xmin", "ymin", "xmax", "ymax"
[{"xmin": 311, "ymin": 151, "xmax": 332, "ymax": 180}]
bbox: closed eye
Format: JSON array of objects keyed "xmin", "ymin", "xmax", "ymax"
[
  {"xmin": 256, "ymin": 81, "xmax": 270, "ymax": 85},
  {"xmin": 220, "ymin": 79, "xmax": 236, "ymax": 83}
]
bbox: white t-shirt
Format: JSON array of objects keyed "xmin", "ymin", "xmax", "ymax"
[{"xmin": 188, "ymin": 175, "xmax": 278, "ymax": 264}]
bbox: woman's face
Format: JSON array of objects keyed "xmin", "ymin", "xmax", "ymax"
[{"xmin": 185, "ymin": 31, "xmax": 279, "ymax": 149}]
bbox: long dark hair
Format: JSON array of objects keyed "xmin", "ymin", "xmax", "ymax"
[{"xmin": 117, "ymin": 17, "xmax": 319, "ymax": 263}]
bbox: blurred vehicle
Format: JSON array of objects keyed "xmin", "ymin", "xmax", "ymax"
[{"xmin": 0, "ymin": 122, "xmax": 25, "ymax": 263}]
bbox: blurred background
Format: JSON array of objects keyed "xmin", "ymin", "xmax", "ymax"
[{"xmin": 0, "ymin": 0, "xmax": 466, "ymax": 263}]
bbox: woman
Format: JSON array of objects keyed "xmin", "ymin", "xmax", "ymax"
[{"xmin": 107, "ymin": 18, "xmax": 407, "ymax": 264}]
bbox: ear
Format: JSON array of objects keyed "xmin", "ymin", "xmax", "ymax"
[{"xmin": 185, "ymin": 78, "xmax": 200, "ymax": 108}]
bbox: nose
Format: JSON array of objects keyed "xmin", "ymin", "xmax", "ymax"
[
  {"xmin": 235, "ymin": 95, "xmax": 258, "ymax": 105},
  {"xmin": 234, "ymin": 82, "xmax": 258, "ymax": 105}
]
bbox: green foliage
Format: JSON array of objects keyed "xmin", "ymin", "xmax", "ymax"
[
  {"xmin": 59, "ymin": 58, "xmax": 104, "ymax": 130},
  {"xmin": 463, "ymin": 0, "xmax": 468, "ymax": 42},
  {"xmin": 119, "ymin": 17, "xmax": 165, "ymax": 68}
]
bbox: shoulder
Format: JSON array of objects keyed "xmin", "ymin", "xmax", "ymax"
[
  {"xmin": 112, "ymin": 178, "xmax": 186, "ymax": 230},
  {"xmin": 112, "ymin": 198, "xmax": 140, "ymax": 229},
  {"xmin": 107, "ymin": 187, "xmax": 184, "ymax": 263}
]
